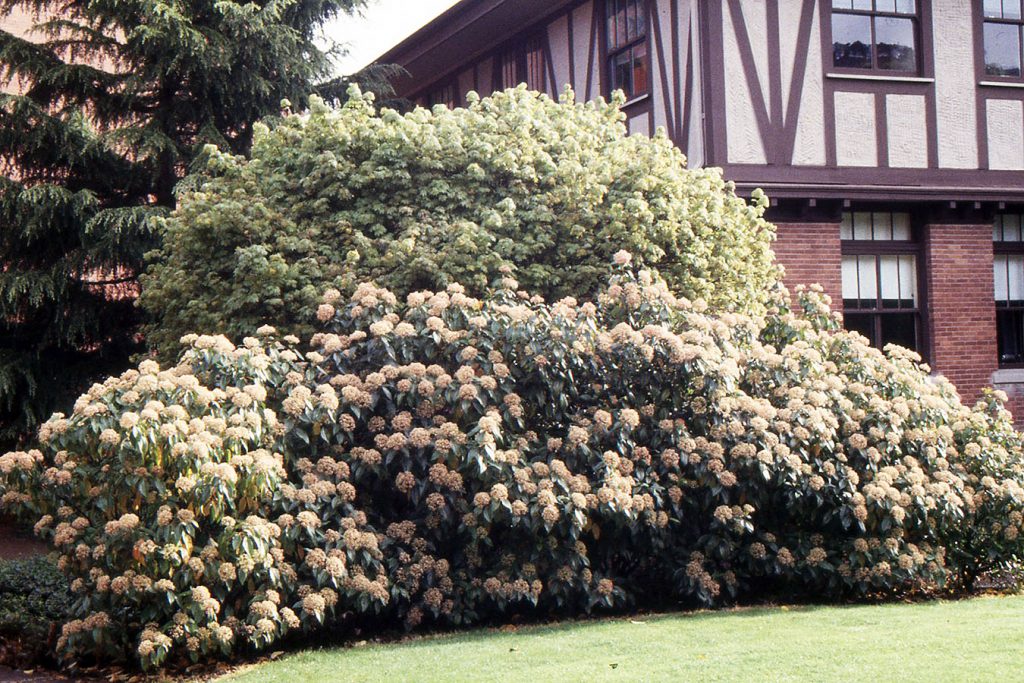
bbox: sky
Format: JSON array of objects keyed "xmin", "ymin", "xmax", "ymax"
[{"xmin": 327, "ymin": 0, "xmax": 464, "ymax": 74}]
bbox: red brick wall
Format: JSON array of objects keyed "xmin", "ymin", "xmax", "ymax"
[
  {"xmin": 923, "ymin": 223, "xmax": 998, "ymax": 406},
  {"xmin": 772, "ymin": 221, "xmax": 843, "ymax": 311},
  {"xmin": 2, "ymin": 9, "xmax": 39, "ymax": 95},
  {"xmin": 3, "ymin": 8, "xmax": 34, "ymax": 37}
]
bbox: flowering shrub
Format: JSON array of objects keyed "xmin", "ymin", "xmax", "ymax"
[
  {"xmin": 139, "ymin": 85, "xmax": 778, "ymax": 358},
  {"xmin": 2, "ymin": 258, "xmax": 1023, "ymax": 670}
]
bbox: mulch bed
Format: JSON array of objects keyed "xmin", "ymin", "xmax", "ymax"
[
  {"xmin": 0, "ymin": 665, "xmax": 82, "ymax": 682},
  {"xmin": 0, "ymin": 520, "xmax": 46, "ymax": 562}
]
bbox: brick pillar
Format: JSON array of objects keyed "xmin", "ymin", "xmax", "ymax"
[
  {"xmin": 923, "ymin": 223, "xmax": 998, "ymax": 405},
  {"xmin": 772, "ymin": 221, "xmax": 843, "ymax": 311}
]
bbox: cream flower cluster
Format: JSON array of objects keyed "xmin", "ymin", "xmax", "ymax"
[{"xmin": 3, "ymin": 262, "xmax": 1023, "ymax": 671}]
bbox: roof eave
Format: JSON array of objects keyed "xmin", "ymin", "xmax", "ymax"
[{"xmin": 371, "ymin": 0, "xmax": 576, "ymax": 99}]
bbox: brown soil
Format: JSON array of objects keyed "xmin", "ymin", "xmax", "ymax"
[
  {"xmin": 0, "ymin": 666, "xmax": 79, "ymax": 682},
  {"xmin": 0, "ymin": 521, "xmax": 47, "ymax": 561}
]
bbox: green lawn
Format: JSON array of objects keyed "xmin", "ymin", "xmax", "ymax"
[{"xmin": 220, "ymin": 595, "xmax": 1024, "ymax": 683}]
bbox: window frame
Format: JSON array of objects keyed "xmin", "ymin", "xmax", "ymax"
[
  {"xmin": 426, "ymin": 81, "xmax": 459, "ymax": 109},
  {"xmin": 494, "ymin": 33, "xmax": 547, "ymax": 92},
  {"xmin": 828, "ymin": 0, "xmax": 923, "ymax": 76},
  {"xmin": 994, "ymin": 214, "xmax": 1024, "ymax": 367},
  {"xmin": 603, "ymin": 0, "xmax": 651, "ymax": 102},
  {"xmin": 979, "ymin": 0, "xmax": 1024, "ymax": 82},
  {"xmin": 840, "ymin": 211, "xmax": 928, "ymax": 358}
]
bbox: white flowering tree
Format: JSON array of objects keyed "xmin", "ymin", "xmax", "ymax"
[
  {"xmin": 1, "ymin": 258, "xmax": 1023, "ymax": 670},
  {"xmin": 139, "ymin": 86, "xmax": 779, "ymax": 360}
]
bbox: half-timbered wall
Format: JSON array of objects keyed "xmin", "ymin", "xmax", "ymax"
[
  {"xmin": 700, "ymin": 0, "xmax": 1024, "ymax": 199},
  {"xmin": 403, "ymin": 0, "xmax": 1024, "ymax": 192},
  {"xmin": 709, "ymin": 1, "xmax": 942, "ymax": 169},
  {"xmin": 406, "ymin": 0, "xmax": 706, "ymax": 166},
  {"xmin": 381, "ymin": 0, "xmax": 1024, "ymax": 412}
]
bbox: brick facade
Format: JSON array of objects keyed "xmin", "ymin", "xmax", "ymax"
[
  {"xmin": 771, "ymin": 219, "xmax": 1022, "ymax": 421},
  {"xmin": 4, "ymin": 8, "xmax": 33, "ymax": 37},
  {"xmin": 2, "ymin": 9, "xmax": 39, "ymax": 96},
  {"xmin": 922, "ymin": 223, "xmax": 998, "ymax": 406},
  {"xmin": 772, "ymin": 221, "xmax": 843, "ymax": 311}
]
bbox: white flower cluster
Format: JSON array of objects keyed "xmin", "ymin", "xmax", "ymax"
[{"xmin": 3, "ymin": 259, "xmax": 1023, "ymax": 671}]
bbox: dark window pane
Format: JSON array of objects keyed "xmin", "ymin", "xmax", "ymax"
[
  {"xmin": 626, "ymin": 0, "xmax": 637, "ymax": 42},
  {"xmin": 526, "ymin": 46, "xmax": 544, "ymax": 90},
  {"xmin": 502, "ymin": 52, "xmax": 517, "ymax": 89},
  {"xmin": 607, "ymin": 2, "xmax": 618, "ymax": 50},
  {"xmin": 833, "ymin": 15, "xmax": 873, "ymax": 68},
  {"xmin": 998, "ymin": 310, "xmax": 1024, "ymax": 364},
  {"xmin": 844, "ymin": 313, "xmax": 877, "ymax": 347},
  {"xmin": 608, "ymin": 0, "xmax": 630, "ymax": 50},
  {"xmin": 632, "ymin": 43, "xmax": 648, "ymax": 96},
  {"xmin": 876, "ymin": 17, "xmax": 916, "ymax": 70},
  {"xmin": 985, "ymin": 23, "xmax": 1022, "ymax": 77},
  {"xmin": 634, "ymin": 0, "xmax": 647, "ymax": 39},
  {"xmin": 879, "ymin": 313, "xmax": 917, "ymax": 351},
  {"xmin": 613, "ymin": 50, "xmax": 633, "ymax": 96},
  {"xmin": 615, "ymin": 3, "xmax": 628, "ymax": 48}
]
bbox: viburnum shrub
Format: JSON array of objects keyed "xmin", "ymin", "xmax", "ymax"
[
  {"xmin": 139, "ymin": 86, "xmax": 778, "ymax": 358},
  {"xmin": 2, "ymin": 255, "xmax": 1023, "ymax": 670}
]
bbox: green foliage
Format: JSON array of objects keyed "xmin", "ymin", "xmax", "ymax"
[
  {"xmin": 140, "ymin": 86, "xmax": 779, "ymax": 359},
  {"xmin": 3, "ymin": 260, "xmax": 1023, "ymax": 670},
  {"xmin": 0, "ymin": 0, "xmax": 371, "ymax": 444},
  {"xmin": 0, "ymin": 556, "xmax": 72, "ymax": 665}
]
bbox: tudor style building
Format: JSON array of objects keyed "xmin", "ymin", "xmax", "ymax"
[{"xmin": 378, "ymin": 0, "xmax": 1024, "ymax": 414}]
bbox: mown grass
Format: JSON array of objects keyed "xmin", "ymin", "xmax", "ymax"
[{"xmin": 219, "ymin": 594, "xmax": 1024, "ymax": 682}]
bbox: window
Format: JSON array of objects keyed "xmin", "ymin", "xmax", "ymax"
[
  {"xmin": 427, "ymin": 82, "xmax": 458, "ymax": 109},
  {"xmin": 994, "ymin": 214, "xmax": 1024, "ymax": 365},
  {"xmin": 606, "ymin": 0, "xmax": 649, "ymax": 100},
  {"xmin": 983, "ymin": 1, "xmax": 1024, "ymax": 77},
  {"xmin": 497, "ymin": 37, "xmax": 546, "ymax": 91},
  {"xmin": 841, "ymin": 211, "xmax": 922, "ymax": 352},
  {"xmin": 831, "ymin": 0, "xmax": 919, "ymax": 72}
]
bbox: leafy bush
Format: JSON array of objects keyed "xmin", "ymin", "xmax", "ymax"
[
  {"xmin": 139, "ymin": 86, "xmax": 778, "ymax": 359},
  {"xmin": 0, "ymin": 556, "xmax": 72, "ymax": 666},
  {"xmin": 2, "ymin": 260, "xmax": 1023, "ymax": 670}
]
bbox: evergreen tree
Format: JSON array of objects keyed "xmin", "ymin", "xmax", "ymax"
[{"xmin": 0, "ymin": 0, "xmax": 375, "ymax": 443}]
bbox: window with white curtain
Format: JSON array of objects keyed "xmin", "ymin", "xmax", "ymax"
[
  {"xmin": 994, "ymin": 214, "xmax": 1024, "ymax": 365},
  {"xmin": 841, "ymin": 211, "xmax": 921, "ymax": 353}
]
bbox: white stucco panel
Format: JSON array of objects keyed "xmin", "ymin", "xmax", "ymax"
[
  {"xmin": 791, "ymin": 2, "xmax": 825, "ymax": 166},
  {"xmin": 571, "ymin": 2, "xmax": 595, "ymax": 97},
  {"xmin": 987, "ymin": 99, "xmax": 1024, "ymax": 171},
  {"xmin": 778, "ymin": 0, "xmax": 802, "ymax": 122},
  {"xmin": 834, "ymin": 91, "xmax": 877, "ymax": 167},
  {"xmin": 651, "ymin": 0, "xmax": 675, "ymax": 134},
  {"xmin": 933, "ymin": 0, "xmax": 978, "ymax": 168},
  {"xmin": 724, "ymin": 2, "xmax": 767, "ymax": 164},
  {"xmin": 886, "ymin": 94, "xmax": 928, "ymax": 168},
  {"xmin": 685, "ymin": 4, "xmax": 705, "ymax": 168},
  {"xmin": 629, "ymin": 114, "xmax": 651, "ymax": 138},
  {"xmin": 547, "ymin": 15, "xmax": 572, "ymax": 95},
  {"xmin": 738, "ymin": 0, "xmax": 770, "ymax": 110}
]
